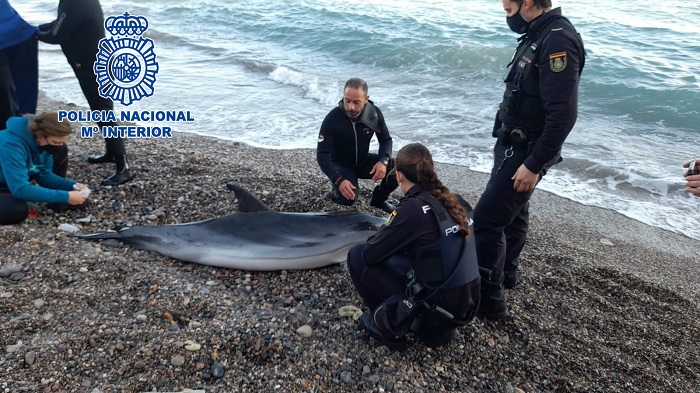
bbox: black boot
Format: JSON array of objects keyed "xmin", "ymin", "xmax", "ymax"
[
  {"xmin": 358, "ymin": 311, "xmax": 407, "ymax": 351},
  {"xmin": 369, "ymin": 190, "xmax": 396, "ymax": 214},
  {"xmin": 101, "ymin": 155, "xmax": 135, "ymax": 186},
  {"xmin": 504, "ymin": 270, "xmax": 519, "ymax": 289},
  {"xmin": 477, "ymin": 288, "xmax": 510, "ymax": 321},
  {"xmin": 369, "ymin": 196, "xmax": 396, "ymax": 214},
  {"xmin": 369, "ymin": 175, "xmax": 398, "ymax": 214},
  {"xmin": 370, "ymin": 200, "xmax": 396, "ymax": 214},
  {"xmin": 87, "ymin": 154, "xmax": 115, "ymax": 164}
]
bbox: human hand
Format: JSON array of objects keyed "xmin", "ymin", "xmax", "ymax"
[
  {"xmin": 73, "ymin": 183, "xmax": 91, "ymax": 196},
  {"xmin": 370, "ymin": 162, "xmax": 387, "ymax": 181},
  {"xmin": 338, "ymin": 180, "xmax": 357, "ymax": 201},
  {"xmin": 684, "ymin": 159, "xmax": 700, "ymax": 197},
  {"xmin": 512, "ymin": 164, "xmax": 539, "ymax": 193},
  {"xmin": 67, "ymin": 190, "xmax": 89, "ymax": 205}
]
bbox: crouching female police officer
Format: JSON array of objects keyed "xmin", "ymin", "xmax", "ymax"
[{"xmin": 346, "ymin": 143, "xmax": 480, "ymax": 349}]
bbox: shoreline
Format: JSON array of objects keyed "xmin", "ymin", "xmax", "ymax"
[{"xmin": 1, "ymin": 96, "xmax": 698, "ymax": 391}]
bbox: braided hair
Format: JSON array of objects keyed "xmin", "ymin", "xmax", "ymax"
[
  {"xmin": 395, "ymin": 143, "xmax": 470, "ymax": 238},
  {"xmin": 26, "ymin": 112, "xmax": 71, "ymax": 139}
]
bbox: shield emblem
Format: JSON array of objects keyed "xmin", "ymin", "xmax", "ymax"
[{"xmin": 549, "ymin": 52, "xmax": 567, "ymax": 72}]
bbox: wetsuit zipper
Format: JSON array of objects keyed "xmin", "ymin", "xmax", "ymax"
[{"xmin": 351, "ymin": 121, "xmax": 359, "ymax": 164}]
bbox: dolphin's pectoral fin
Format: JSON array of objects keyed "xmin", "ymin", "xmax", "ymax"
[
  {"xmin": 289, "ymin": 241, "xmax": 322, "ymax": 248},
  {"xmin": 76, "ymin": 231, "xmax": 169, "ymax": 251},
  {"xmin": 119, "ymin": 235, "xmax": 171, "ymax": 250},
  {"xmin": 71, "ymin": 231, "xmax": 120, "ymax": 240},
  {"xmin": 226, "ymin": 184, "xmax": 272, "ymax": 213}
]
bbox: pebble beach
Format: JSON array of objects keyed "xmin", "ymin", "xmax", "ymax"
[{"xmin": 1, "ymin": 97, "xmax": 699, "ymax": 392}]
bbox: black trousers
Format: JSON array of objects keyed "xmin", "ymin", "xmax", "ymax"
[
  {"xmin": 74, "ymin": 69, "xmax": 125, "ymax": 158},
  {"xmin": 0, "ymin": 189, "xmax": 29, "ymax": 225},
  {"xmin": 330, "ymin": 155, "xmax": 398, "ymax": 206},
  {"xmin": 52, "ymin": 144, "xmax": 69, "ymax": 178},
  {"xmin": 346, "ymin": 243, "xmax": 411, "ymax": 311},
  {"xmin": 473, "ymin": 143, "xmax": 534, "ymax": 303},
  {"xmin": 0, "ymin": 38, "xmax": 38, "ymax": 129},
  {"xmin": 0, "ymin": 50, "xmax": 15, "ymax": 130}
]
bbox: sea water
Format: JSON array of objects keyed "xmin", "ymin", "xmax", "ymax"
[{"xmin": 13, "ymin": 0, "xmax": 700, "ymax": 239}]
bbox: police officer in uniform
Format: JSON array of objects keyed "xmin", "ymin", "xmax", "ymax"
[
  {"xmin": 474, "ymin": 0, "xmax": 585, "ymax": 319},
  {"xmin": 347, "ymin": 143, "xmax": 480, "ymax": 349},
  {"xmin": 37, "ymin": 0, "xmax": 135, "ymax": 186},
  {"xmin": 317, "ymin": 77, "xmax": 398, "ymax": 214}
]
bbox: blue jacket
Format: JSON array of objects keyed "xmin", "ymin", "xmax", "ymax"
[
  {"xmin": 0, "ymin": 117, "xmax": 75, "ymax": 203},
  {"xmin": 0, "ymin": 0, "xmax": 38, "ymax": 50}
]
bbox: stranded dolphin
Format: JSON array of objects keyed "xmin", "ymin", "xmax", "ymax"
[{"xmin": 74, "ymin": 184, "xmax": 387, "ymax": 271}]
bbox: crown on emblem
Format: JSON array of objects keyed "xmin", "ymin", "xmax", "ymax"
[{"xmin": 105, "ymin": 12, "xmax": 148, "ymax": 36}]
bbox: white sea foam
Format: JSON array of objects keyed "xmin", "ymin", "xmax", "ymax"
[{"xmin": 14, "ymin": 0, "xmax": 700, "ymax": 240}]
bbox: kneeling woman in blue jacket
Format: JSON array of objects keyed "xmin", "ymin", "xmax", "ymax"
[
  {"xmin": 0, "ymin": 112, "xmax": 89, "ymax": 224},
  {"xmin": 347, "ymin": 143, "xmax": 480, "ymax": 349}
]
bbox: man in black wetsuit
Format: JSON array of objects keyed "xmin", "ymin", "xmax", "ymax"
[
  {"xmin": 37, "ymin": 0, "xmax": 135, "ymax": 186},
  {"xmin": 316, "ymin": 77, "xmax": 398, "ymax": 214},
  {"xmin": 474, "ymin": 0, "xmax": 585, "ymax": 320}
]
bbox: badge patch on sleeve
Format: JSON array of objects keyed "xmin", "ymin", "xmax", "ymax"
[
  {"xmin": 385, "ymin": 210, "xmax": 397, "ymax": 225},
  {"xmin": 549, "ymin": 52, "xmax": 567, "ymax": 72}
]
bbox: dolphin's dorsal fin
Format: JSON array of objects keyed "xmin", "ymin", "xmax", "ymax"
[{"xmin": 226, "ymin": 184, "xmax": 272, "ymax": 212}]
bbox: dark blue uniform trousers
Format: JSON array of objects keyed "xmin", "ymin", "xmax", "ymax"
[
  {"xmin": 346, "ymin": 243, "xmax": 411, "ymax": 311},
  {"xmin": 0, "ymin": 37, "xmax": 38, "ymax": 129},
  {"xmin": 473, "ymin": 143, "xmax": 532, "ymax": 304}
]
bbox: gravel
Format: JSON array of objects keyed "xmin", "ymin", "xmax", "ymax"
[{"xmin": 0, "ymin": 97, "xmax": 699, "ymax": 392}]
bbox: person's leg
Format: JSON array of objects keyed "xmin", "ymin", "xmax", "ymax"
[
  {"xmin": 0, "ymin": 49, "xmax": 16, "ymax": 130},
  {"xmin": 6, "ymin": 38, "xmax": 38, "ymax": 116},
  {"xmin": 503, "ymin": 200, "xmax": 529, "ymax": 288},
  {"xmin": 75, "ymin": 71, "xmax": 134, "ymax": 185},
  {"xmin": 0, "ymin": 190, "xmax": 29, "ymax": 225},
  {"xmin": 473, "ymin": 143, "xmax": 532, "ymax": 319},
  {"xmin": 346, "ymin": 244, "xmax": 411, "ymax": 311},
  {"xmin": 347, "ymin": 246, "xmax": 413, "ymax": 349},
  {"xmin": 52, "ymin": 144, "xmax": 69, "ymax": 178},
  {"xmin": 414, "ymin": 278, "xmax": 481, "ymax": 348}
]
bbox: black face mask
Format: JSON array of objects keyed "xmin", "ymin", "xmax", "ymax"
[
  {"xmin": 39, "ymin": 144, "xmax": 64, "ymax": 155},
  {"xmin": 506, "ymin": 2, "xmax": 529, "ymax": 34}
]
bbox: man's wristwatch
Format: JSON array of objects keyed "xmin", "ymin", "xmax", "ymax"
[{"xmin": 381, "ymin": 157, "xmax": 389, "ymax": 166}]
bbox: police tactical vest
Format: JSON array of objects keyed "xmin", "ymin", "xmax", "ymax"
[
  {"xmin": 498, "ymin": 16, "xmax": 585, "ymax": 138},
  {"xmin": 408, "ymin": 194, "xmax": 479, "ymax": 291}
]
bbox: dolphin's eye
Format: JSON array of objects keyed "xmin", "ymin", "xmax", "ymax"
[{"xmin": 352, "ymin": 222, "xmax": 377, "ymax": 231}]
